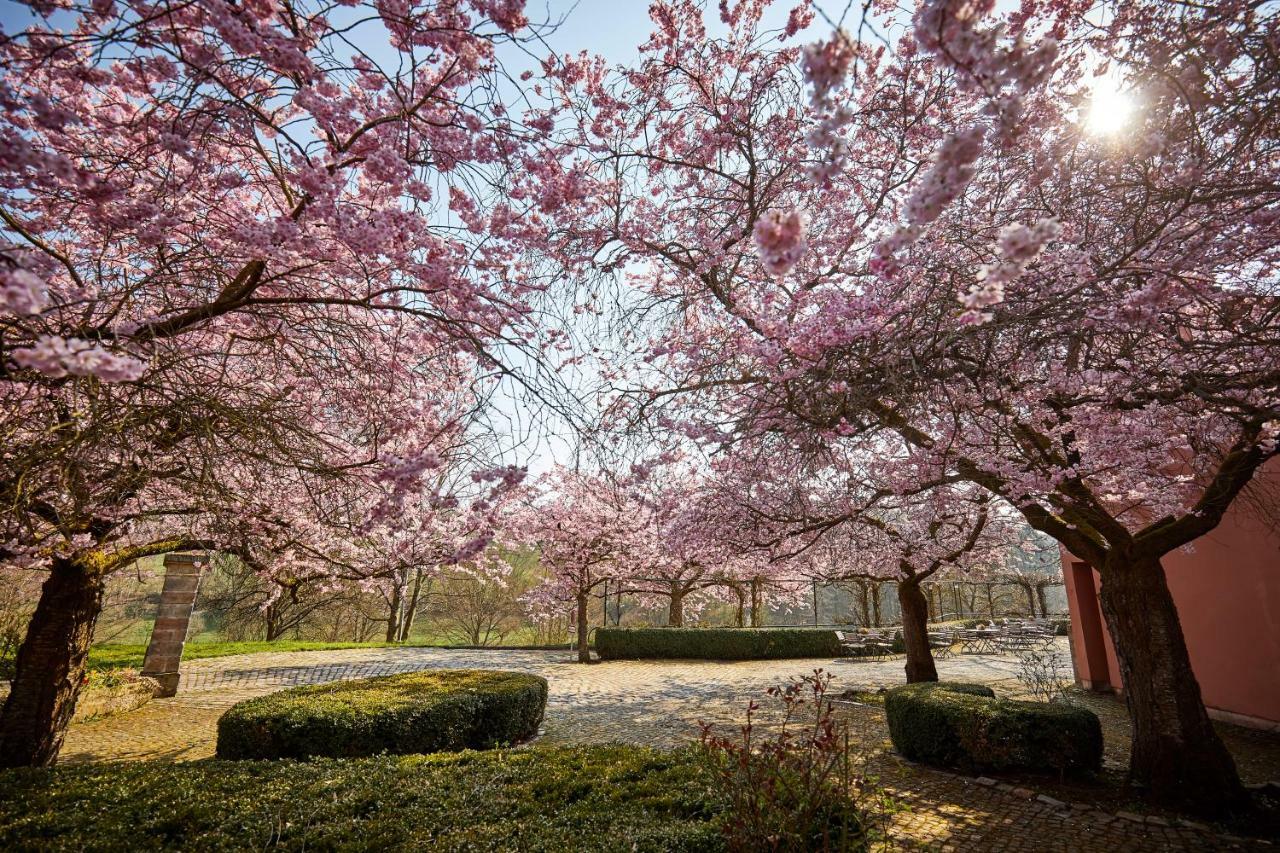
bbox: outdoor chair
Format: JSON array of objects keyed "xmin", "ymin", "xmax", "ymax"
[
  {"xmin": 835, "ymin": 630, "xmax": 867, "ymax": 657},
  {"xmin": 928, "ymin": 630, "xmax": 958, "ymax": 659}
]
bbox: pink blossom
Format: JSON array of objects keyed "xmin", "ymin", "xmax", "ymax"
[
  {"xmin": 11, "ymin": 336, "xmax": 146, "ymax": 381},
  {"xmin": 0, "ymin": 267, "xmax": 48, "ymax": 316},
  {"xmin": 753, "ymin": 209, "xmax": 809, "ymax": 277}
]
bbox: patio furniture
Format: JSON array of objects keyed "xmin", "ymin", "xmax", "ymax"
[
  {"xmin": 835, "ymin": 630, "xmax": 867, "ymax": 656},
  {"xmin": 928, "ymin": 630, "xmax": 958, "ymax": 659},
  {"xmin": 836, "ymin": 631, "xmax": 894, "ymax": 661},
  {"xmin": 958, "ymin": 628, "xmax": 1001, "ymax": 655}
]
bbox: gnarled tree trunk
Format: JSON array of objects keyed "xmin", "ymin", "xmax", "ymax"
[
  {"xmin": 385, "ymin": 581, "xmax": 403, "ymax": 643},
  {"xmin": 0, "ymin": 558, "xmax": 105, "ymax": 767},
  {"xmin": 575, "ymin": 592, "xmax": 590, "ymax": 663},
  {"xmin": 854, "ymin": 581, "xmax": 871, "ymax": 627},
  {"xmin": 1035, "ymin": 581, "xmax": 1050, "ymax": 619},
  {"xmin": 1019, "ymin": 581, "xmax": 1038, "ymax": 618},
  {"xmin": 1098, "ymin": 552, "xmax": 1243, "ymax": 814},
  {"xmin": 750, "ymin": 577, "xmax": 763, "ymax": 627},
  {"xmin": 667, "ymin": 583, "xmax": 685, "ymax": 627},
  {"xmin": 399, "ymin": 569, "xmax": 426, "ymax": 642},
  {"xmin": 897, "ymin": 578, "xmax": 937, "ymax": 683}
]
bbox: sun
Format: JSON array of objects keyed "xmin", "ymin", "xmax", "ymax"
[{"xmin": 1085, "ymin": 76, "xmax": 1136, "ymax": 136}]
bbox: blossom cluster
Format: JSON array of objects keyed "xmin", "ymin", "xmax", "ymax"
[
  {"xmin": 753, "ymin": 209, "xmax": 809, "ymax": 277},
  {"xmin": 0, "ymin": 265, "xmax": 47, "ymax": 316},
  {"xmin": 960, "ymin": 217, "xmax": 1060, "ymax": 324},
  {"xmin": 11, "ymin": 336, "xmax": 146, "ymax": 382},
  {"xmin": 801, "ymin": 31, "xmax": 855, "ymax": 108}
]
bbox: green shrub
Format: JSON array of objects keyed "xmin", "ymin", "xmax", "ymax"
[
  {"xmin": 0, "ymin": 745, "xmax": 729, "ymax": 851},
  {"xmin": 216, "ymin": 669, "xmax": 546, "ymax": 760},
  {"xmin": 595, "ymin": 627, "xmax": 843, "ymax": 660},
  {"xmin": 884, "ymin": 682, "xmax": 1101, "ymax": 776}
]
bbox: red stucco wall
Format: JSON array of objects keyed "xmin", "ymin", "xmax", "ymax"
[{"xmin": 1062, "ymin": 465, "xmax": 1280, "ymax": 728}]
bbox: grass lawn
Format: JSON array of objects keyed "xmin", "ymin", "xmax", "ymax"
[
  {"xmin": 85, "ymin": 637, "xmax": 573, "ymax": 672},
  {"xmin": 85, "ymin": 640, "xmax": 406, "ymax": 672}
]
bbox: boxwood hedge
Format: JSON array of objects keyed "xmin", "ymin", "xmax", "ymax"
[
  {"xmin": 884, "ymin": 681, "xmax": 1102, "ymax": 775},
  {"xmin": 595, "ymin": 627, "xmax": 843, "ymax": 660},
  {"xmin": 217, "ymin": 669, "xmax": 547, "ymax": 760},
  {"xmin": 0, "ymin": 746, "xmax": 731, "ymax": 852}
]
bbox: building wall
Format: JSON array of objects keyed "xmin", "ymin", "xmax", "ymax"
[{"xmin": 1062, "ymin": 466, "xmax": 1280, "ymax": 730}]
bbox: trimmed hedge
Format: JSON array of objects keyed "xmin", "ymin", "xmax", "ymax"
[
  {"xmin": 217, "ymin": 669, "xmax": 546, "ymax": 760},
  {"xmin": 595, "ymin": 627, "xmax": 843, "ymax": 660},
  {"xmin": 0, "ymin": 746, "xmax": 730, "ymax": 851},
  {"xmin": 885, "ymin": 682, "xmax": 1102, "ymax": 775}
]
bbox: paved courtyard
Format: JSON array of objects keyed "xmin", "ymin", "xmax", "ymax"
[
  {"xmin": 58, "ymin": 642, "xmax": 1276, "ymax": 851},
  {"xmin": 60, "ymin": 644, "xmax": 1033, "ymax": 763}
]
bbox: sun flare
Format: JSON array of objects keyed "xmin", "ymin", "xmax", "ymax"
[{"xmin": 1085, "ymin": 78, "xmax": 1136, "ymax": 136}]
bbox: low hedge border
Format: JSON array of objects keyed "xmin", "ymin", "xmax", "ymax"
[
  {"xmin": 0, "ymin": 746, "xmax": 731, "ymax": 851},
  {"xmin": 216, "ymin": 669, "xmax": 546, "ymax": 760},
  {"xmin": 595, "ymin": 627, "xmax": 844, "ymax": 660},
  {"xmin": 885, "ymin": 682, "xmax": 1102, "ymax": 776}
]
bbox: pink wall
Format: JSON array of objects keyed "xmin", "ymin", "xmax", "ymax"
[{"xmin": 1062, "ymin": 464, "xmax": 1280, "ymax": 729}]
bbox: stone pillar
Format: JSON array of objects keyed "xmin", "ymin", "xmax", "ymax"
[{"xmin": 140, "ymin": 552, "xmax": 208, "ymax": 697}]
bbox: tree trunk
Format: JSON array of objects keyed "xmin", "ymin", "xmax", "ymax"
[
  {"xmin": 985, "ymin": 583, "xmax": 995, "ymax": 618},
  {"xmin": 1021, "ymin": 581, "xmax": 1038, "ymax": 618},
  {"xmin": 733, "ymin": 585, "xmax": 745, "ymax": 627},
  {"xmin": 385, "ymin": 581, "xmax": 403, "ymax": 643},
  {"xmin": 668, "ymin": 584, "xmax": 685, "ymax": 627},
  {"xmin": 854, "ymin": 581, "xmax": 870, "ymax": 627},
  {"xmin": 898, "ymin": 578, "xmax": 938, "ymax": 684},
  {"xmin": 870, "ymin": 582, "xmax": 882, "ymax": 627},
  {"xmin": 1098, "ymin": 553, "xmax": 1244, "ymax": 815},
  {"xmin": 1035, "ymin": 582, "xmax": 1050, "ymax": 619},
  {"xmin": 264, "ymin": 603, "xmax": 286, "ymax": 641},
  {"xmin": 399, "ymin": 569, "xmax": 425, "ymax": 642},
  {"xmin": 575, "ymin": 592, "xmax": 590, "ymax": 663},
  {"xmin": 0, "ymin": 559, "xmax": 105, "ymax": 767},
  {"xmin": 750, "ymin": 577, "xmax": 763, "ymax": 627}
]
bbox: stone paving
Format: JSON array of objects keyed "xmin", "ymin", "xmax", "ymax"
[
  {"xmin": 59, "ymin": 644, "xmax": 1030, "ymax": 763},
  {"xmin": 57, "ymin": 641, "xmax": 1276, "ymax": 851}
]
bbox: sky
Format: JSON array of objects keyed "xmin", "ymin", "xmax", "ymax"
[{"xmin": 486, "ymin": 1, "xmax": 863, "ymax": 476}]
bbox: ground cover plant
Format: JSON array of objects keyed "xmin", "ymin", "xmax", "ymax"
[{"xmin": 0, "ymin": 746, "xmax": 729, "ymax": 852}]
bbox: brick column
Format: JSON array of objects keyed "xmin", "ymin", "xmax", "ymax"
[{"xmin": 140, "ymin": 552, "xmax": 208, "ymax": 697}]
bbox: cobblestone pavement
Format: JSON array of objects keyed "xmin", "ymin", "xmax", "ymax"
[{"xmin": 59, "ymin": 641, "xmax": 1275, "ymax": 851}]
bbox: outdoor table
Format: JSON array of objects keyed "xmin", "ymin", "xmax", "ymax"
[{"xmin": 959, "ymin": 629, "xmax": 1001, "ymax": 655}]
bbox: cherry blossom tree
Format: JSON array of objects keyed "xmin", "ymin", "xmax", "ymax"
[
  {"xmin": 515, "ymin": 467, "xmax": 639, "ymax": 662},
  {"xmin": 700, "ymin": 436, "xmax": 1007, "ymax": 681},
  {"xmin": 0, "ymin": 0, "xmax": 544, "ymax": 766},
  {"xmin": 525, "ymin": 0, "xmax": 1278, "ymax": 812}
]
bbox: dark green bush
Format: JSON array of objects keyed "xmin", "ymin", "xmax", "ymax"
[
  {"xmin": 595, "ymin": 627, "xmax": 843, "ymax": 660},
  {"xmin": 216, "ymin": 669, "xmax": 546, "ymax": 760},
  {"xmin": 0, "ymin": 745, "xmax": 729, "ymax": 851},
  {"xmin": 885, "ymin": 682, "xmax": 1101, "ymax": 775}
]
